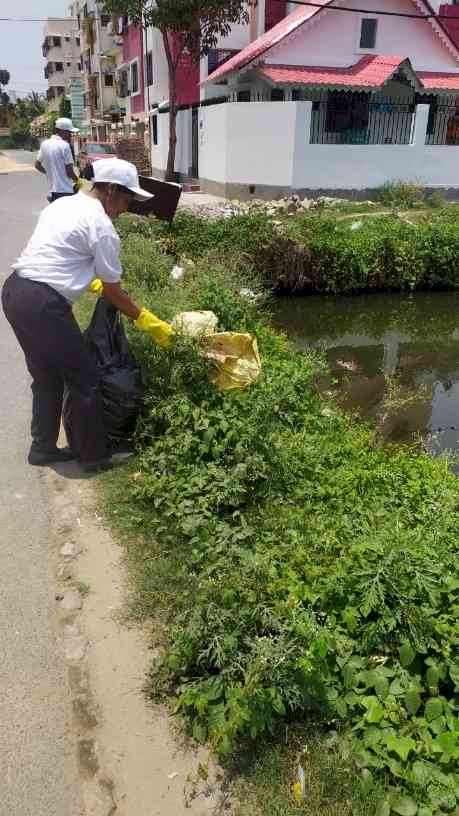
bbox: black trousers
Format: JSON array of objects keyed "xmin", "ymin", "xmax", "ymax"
[
  {"xmin": 49, "ymin": 192, "xmax": 75, "ymax": 203},
  {"xmin": 2, "ymin": 272, "xmax": 109, "ymax": 463}
]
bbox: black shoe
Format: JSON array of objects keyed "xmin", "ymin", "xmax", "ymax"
[
  {"xmin": 28, "ymin": 446, "xmax": 76, "ymax": 466},
  {"xmin": 81, "ymin": 457, "xmax": 114, "ymax": 474}
]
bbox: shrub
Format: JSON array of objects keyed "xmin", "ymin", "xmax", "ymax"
[
  {"xmin": 426, "ymin": 191, "xmax": 446, "ymax": 209},
  {"xmin": 376, "ymin": 181, "xmax": 425, "ymax": 210},
  {"xmin": 108, "ymin": 217, "xmax": 459, "ymax": 815},
  {"xmin": 117, "ymin": 207, "xmax": 459, "ymax": 295}
]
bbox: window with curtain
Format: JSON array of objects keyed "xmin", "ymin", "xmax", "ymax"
[{"xmin": 131, "ymin": 61, "xmax": 139, "ymax": 94}]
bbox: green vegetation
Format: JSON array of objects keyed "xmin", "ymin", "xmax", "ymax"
[
  {"xmin": 376, "ymin": 182, "xmax": 425, "ymax": 210},
  {"xmin": 78, "ymin": 214, "xmax": 459, "ymax": 816},
  {"xmin": 119, "ymin": 207, "xmax": 459, "ymax": 295}
]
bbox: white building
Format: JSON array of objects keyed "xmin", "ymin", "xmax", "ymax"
[
  {"xmin": 70, "ymin": 0, "xmax": 122, "ymax": 137},
  {"xmin": 42, "ymin": 17, "xmax": 82, "ymax": 112},
  {"xmin": 148, "ymin": 0, "xmax": 459, "ymax": 197}
]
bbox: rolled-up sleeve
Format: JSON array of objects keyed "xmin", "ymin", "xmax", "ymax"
[{"xmin": 93, "ymin": 233, "xmax": 122, "ymax": 283}]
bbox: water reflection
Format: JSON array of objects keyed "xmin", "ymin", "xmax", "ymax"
[{"xmin": 273, "ymin": 292, "xmax": 459, "ymax": 453}]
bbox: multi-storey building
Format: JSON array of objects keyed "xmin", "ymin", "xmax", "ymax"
[
  {"xmin": 71, "ymin": 0, "xmax": 124, "ymax": 138},
  {"xmin": 42, "ymin": 17, "xmax": 82, "ymax": 113}
]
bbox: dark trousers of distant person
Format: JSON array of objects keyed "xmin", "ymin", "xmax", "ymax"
[
  {"xmin": 1, "ymin": 272, "xmax": 109, "ymax": 464},
  {"xmin": 49, "ymin": 191, "xmax": 75, "ymax": 203}
]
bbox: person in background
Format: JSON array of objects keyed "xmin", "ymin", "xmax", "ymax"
[
  {"xmin": 35, "ymin": 117, "xmax": 79, "ymax": 202},
  {"xmin": 2, "ymin": 158, "xmax": 173, "ymax": 473}
]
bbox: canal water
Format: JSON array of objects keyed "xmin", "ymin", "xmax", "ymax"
[{"xmin": 273, "ymin": 291, "xmax": 459, "ymax": 455}]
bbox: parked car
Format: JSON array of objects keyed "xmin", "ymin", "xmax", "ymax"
[{"xmin": 78, "ymin": 141, "xmax": 118, "ymax": 179}]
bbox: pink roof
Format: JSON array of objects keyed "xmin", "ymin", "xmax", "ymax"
[
  {"xmin": 258, "ymin": 55, "xmax": 408, "ymax": 88},
  {"xmin": 202, "ymin": 0, "xmax": 335, "ymax": 85},
  {"xmin": 418, "ymin": 71, "xmax": 459, "ymax": 89},
  {"xmin": 204, "ymin": 0, "xmax": 459, "ymax": 87}
]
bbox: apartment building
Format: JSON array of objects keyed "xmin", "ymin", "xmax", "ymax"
[
  {"xmin": 42, "ymin": 17, "xmax": 82, "ymax": 113},
  {"xmin": 70, "ymin": 0, "xmax": 122, "ymax": 138}
]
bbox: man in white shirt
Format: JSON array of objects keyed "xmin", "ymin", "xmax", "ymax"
[
  {"xmin": 2, "ymin": 158, "xmax": 173, "ymax": 472},
  {"xmin": 35, "ymin": 117, "xmax": 79, "ymax": 202}
]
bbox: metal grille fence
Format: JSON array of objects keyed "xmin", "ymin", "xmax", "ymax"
[
  {"xmin": 426, "ymin": 104, "xmax": 459, "ymax": 145},
  {"xmin": 310, "ymin": 95, "xmax": 416, "ymax": 145}
]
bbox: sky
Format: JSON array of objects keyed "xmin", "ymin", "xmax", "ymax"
[{"xmin": 0, "ymin": 0, "xmax": 71, "ymax": 97}]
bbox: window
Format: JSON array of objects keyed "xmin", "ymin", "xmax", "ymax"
[
  {"xmin": 152, "ymin": 114, "xmax": 158, "ymax": 145},
  {"xmin": 65, "ymin": 35, "xmax": 71, "ymax": 42},
  {"xmin": 292, "ymin": 89, "xmax": 302, "ymax": 101},
  {"xmin": 76, "ymin": 37, "xmax": 80, "ymax": 47},
  {"xmin": 66, "ymin": 62, "xmax": 71, "ymax": 67},
  {"xmin": 326, "ymin": 91, "xmax": 369, "ymax": 133},
  {"xmin": 104, "ymin": 73, "xmax": 114, "ymax": 86},
  {"xmin": 359, "ymin": 19, "xmax": 377, "ymax": 49},
  {"xmin": 237, "ymin": 90, "xmax": 251, "ymax": 102},
  {"xmin": 119, "ymin": 69, "xmax": 129, "ymax": 98},
  {"xmin": 146, "ymin": 51, "xmax": 153, "ymax": 86},
  {"xmin": 208, "ymin": 48, "xmax": 238, "ymax": 75},
  {"xmin": 131, "ymin": 61, "xmax": 139, "ymax": 94},
  {"xmin": 53, "ymin": 36, "xmax": 62, "ymax": 47},
  {"xmin": 55, "ymin": 62, "xmax": 64, "ymax": 72},
  {"xmin": 101, "ymin": 14, "xmax": 110, "ymax": 27},
  {"xmin": 271, "ymin": 88, "xmax": 284, "ymax": 101}
]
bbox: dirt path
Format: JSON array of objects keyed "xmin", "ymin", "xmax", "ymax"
[{"xmin": 47, "ymin": 466, "xmax": 227, "ymax": 816}]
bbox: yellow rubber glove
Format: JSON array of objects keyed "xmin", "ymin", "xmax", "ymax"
[
  {"xmin": 134, "ymin": 308, "xmax": 174, "ymax": 349},
  {"xmin": 88, "ymin": 278, "xmax": 104, "ymax": 295},
  {"xmin": 74, "ymin": 177, "xmax": 84, "ymax": 192}
]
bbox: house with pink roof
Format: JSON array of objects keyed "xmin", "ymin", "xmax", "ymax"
[{"xmin": 149, "ymin": 0, "xmax": 459, "ymax": 197}]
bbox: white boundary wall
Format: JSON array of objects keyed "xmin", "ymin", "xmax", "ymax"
[
  {"xmin": 198, "ymin": 102, "xmax": 459, "ymax": 193},
  {"xmin": 152, "ymin": 108, "xmax": 192, "ymax": 176}
]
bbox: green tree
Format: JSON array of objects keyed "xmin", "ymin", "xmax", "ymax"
[
  {"xmin": 102, "ymin": 0, "xmax": 251, "ymax": 180},
  {"xmin": 9, "ymin": 93, "xmax": 47, "ymax": 147},
  {"xmin": 0, "ymin": 69, "xmax": 10, "ymax": 88}
]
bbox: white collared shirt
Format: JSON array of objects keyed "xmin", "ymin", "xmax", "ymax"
[
  {"xmin": 13, "ymin": 193, "xmax": 122, "ymax": 303},
  {"xmin": 38, "ymin": 134, "xmax": 74, "ymax": 194}
]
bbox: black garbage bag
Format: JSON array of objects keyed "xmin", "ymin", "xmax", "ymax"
[{"xmin": 63, "ymin": 297, "xmax": 144, "ymax": 453}]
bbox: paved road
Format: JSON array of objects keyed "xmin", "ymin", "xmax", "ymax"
[
  {"xmin": 0, "ymin": 161, "xmax": 79, "ymax": 815},
  {"xmin": 1, "ymin": 148, "xmax": 38, "ymax": 164}
]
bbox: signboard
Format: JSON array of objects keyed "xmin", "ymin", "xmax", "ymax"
[{"xmin": 69, "ymin": 77, "xmax": 86, "ymax": 132}]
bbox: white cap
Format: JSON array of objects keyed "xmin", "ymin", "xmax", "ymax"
[
  {"xmin": 55, "ymin": 116, "xmax": 79, "ymax": 133},
  {"xmin": 93, "ymin": 157, "xmax": 153, "ymax": 201}
]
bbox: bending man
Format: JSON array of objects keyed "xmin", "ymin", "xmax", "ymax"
[{"xmin": 2, "ymin": 158, "xmax": 172, "ymax": 472}]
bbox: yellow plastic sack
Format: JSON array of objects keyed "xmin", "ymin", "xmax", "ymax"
[{"xmin": 200, "ymin": 332, "xmax": 261, "ymax": 391}]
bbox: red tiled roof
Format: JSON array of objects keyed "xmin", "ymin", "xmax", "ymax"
[
  {"xmin": 258, "ymin": 55, "xmax": 408, "ymax": 88},
  {"xmin": 202, "ymin": 0, "xmax": 335, "ymax": 85},
  {"xmin": 203, "ymin": 0, "xmax": 459, "ymax": 87},
  {"xmin": 418, "ymin": 71, "xmax": 459, "ymax": 89}
]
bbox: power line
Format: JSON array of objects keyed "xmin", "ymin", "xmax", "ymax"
[
  {"xmin": 281, "ymin": 0, "xmax": 459, "ymax": 21},
  {"xmin": 2, "ymin": 2, "xmax": 459, "ymax": 25},
  {"xmin": 0, "ymin": 17, "xmax": 78, "ymax": 22}
]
